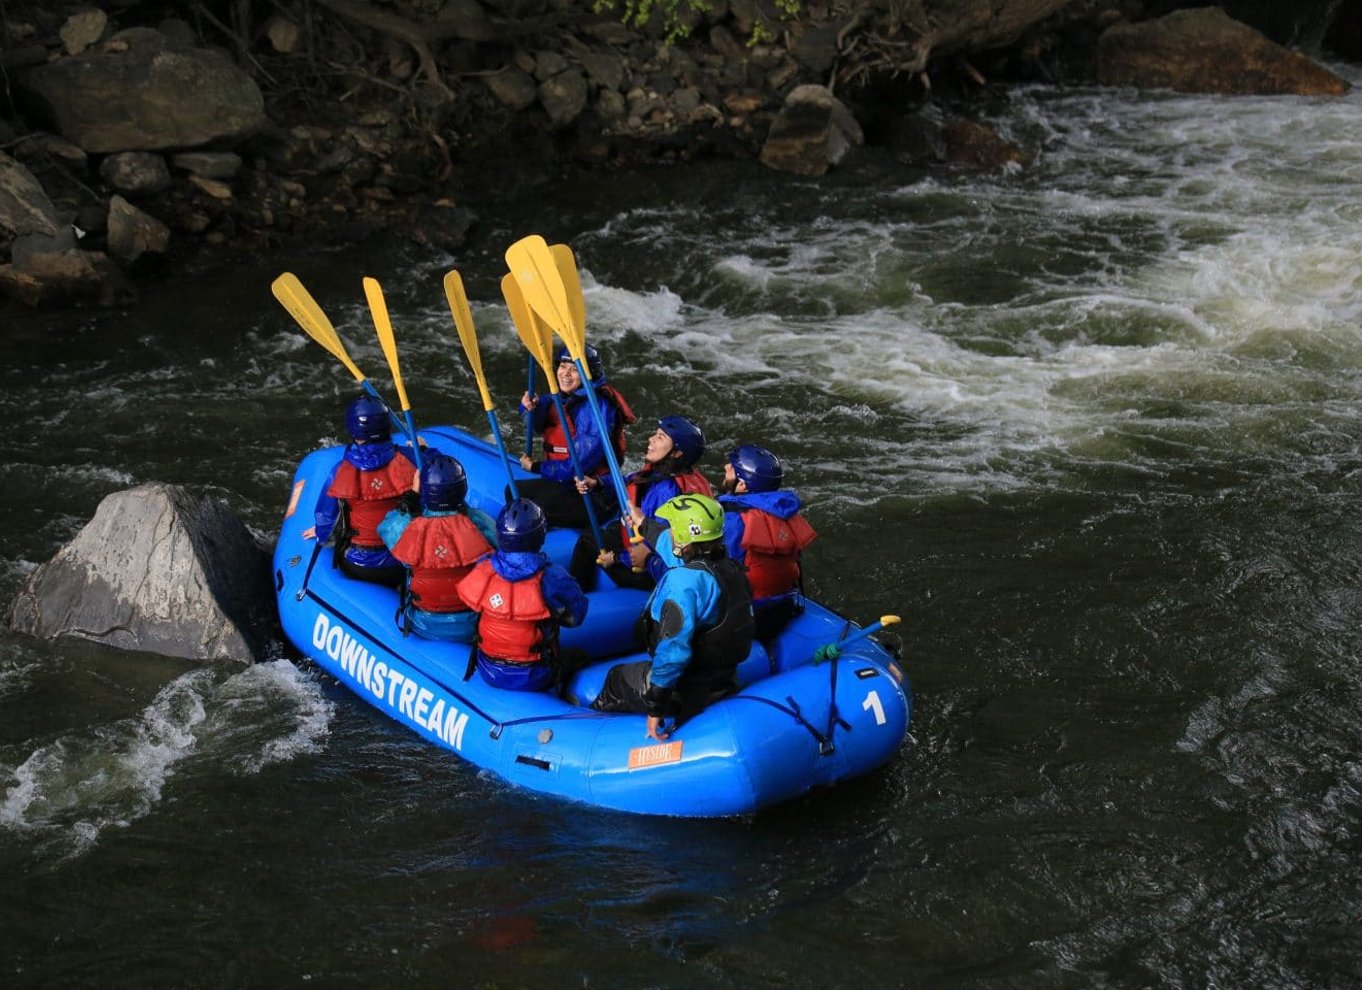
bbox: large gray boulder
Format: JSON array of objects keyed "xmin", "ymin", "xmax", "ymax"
[
  {"xmin": 9, "ymin": 484, "xmax": 276, "ymax": 662},
  {"xmin": 18, "ymin": 27, "xmax": 267, "ymax": 153}
]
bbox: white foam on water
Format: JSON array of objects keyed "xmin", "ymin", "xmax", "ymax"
[
  {"xmin": 193, "ymin": 660, "xmax": 333, "ymax": 774},
  {"xmin": 569, "ymin": 74, "xmax": 1362, "ymax": 492},
  {"xmin": 0, "ymin": 668, "xmax": 213, "ymax": 857},
  {"xmin": 0, "ymin": 661, "xmax": 330, "ymax": 858},
  {"xmin": 583, "ymin": 278, "xmax": 687, "ymax": 343},
  {"xmin": 40, "ymin": 464, "xmax": 139, "ymax": 487}
]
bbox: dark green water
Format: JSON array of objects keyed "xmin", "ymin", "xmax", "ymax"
[{"xmin": 4, "ymin": 74, "xmax": 1362, "ymax": 986}]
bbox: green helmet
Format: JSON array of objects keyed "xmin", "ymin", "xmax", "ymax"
[{"xmin": 656, "ymin": 493, "xmax": 725, "ymax": 547}]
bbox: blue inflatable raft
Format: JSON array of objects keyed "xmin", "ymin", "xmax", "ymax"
[{"xmin": 273, "ymin": 425, "xmax": 912, "ymax": 817}]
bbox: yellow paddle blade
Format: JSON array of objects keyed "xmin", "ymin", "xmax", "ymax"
[
  {"xmin": 362, "ymin": 277, "xmax": 412, "ymax": 413},
  {"xmin": 271, "ymin": 273, "xmax": 368, "ymax": 384},
  {"xmin": 501, "ymin": 273, "xmax": 560, "ymax": 396},
  {"xmin": 879, "ymin": 615, "xmax": 902, "ymax": 627},
  {"xmin": 550, "ymin": 242, "xmax": 587, "ymax": 342},
  {"xmin": 443, "ymin": 270, "xmax": 496, "ymax": 412},
  {"xmin": 505, "ymin": 234, "xmax": 581, "ymax": 363}
]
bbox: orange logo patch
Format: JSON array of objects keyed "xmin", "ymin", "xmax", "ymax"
[
  {"xmin": 628, "ymin": 740, "xmax": 684, "ymax": 769},
  {"xmin": 285, "ymin": 480, "xmax": 305, "ymax": 519}
]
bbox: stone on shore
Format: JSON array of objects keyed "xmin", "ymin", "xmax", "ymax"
[
  {"xmin": 539, "ymin": 68, "xmax": 590, "ymax": 130},
  {"xmin": 1097, "ymin": 7, "xmax": 1350, "ymax": 96},
  {"xmin": 60, "ymin": 9, "xmax": 109, "ymax": 56},
  {"xmin": 106, "ymin": 195, "xmax": 171, "ymax": 268},
  {"xmin": 0, "ymin": 152, "xmax": 63, "ymax": 243},
  {"xmin": 98, "ymin": 151, "xmax": 172, "ymax": 196},
  {"xmin": 759, "ymin": 84, "xmax": 863, "ymax": 177},
  {"xmin": 18, "ymin": 27, "xmax": 267, "ymax": 153},
  {"xmin": 8, "ymin": 484, "xmax": 277, "ymax": 662}
]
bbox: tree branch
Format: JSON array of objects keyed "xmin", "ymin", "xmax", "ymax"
[{"xmin": 315, "ymin": 0, "xmax": 462, "ymax": 97}]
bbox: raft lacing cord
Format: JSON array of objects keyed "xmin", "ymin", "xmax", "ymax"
[
  {"xmin": 821, "ymin": 620, "xmax": 855, "ymax": 752},
  {"xmin": 723, "ymin": 695, "xmax": 840, "ymax": 751},
  {"xmin": 297, "ymin": 541, "xmax": 501, "ymax": 728},
  {"xmin": 729, "ymin": 619, "xmax": 856, "ymax": 754}
]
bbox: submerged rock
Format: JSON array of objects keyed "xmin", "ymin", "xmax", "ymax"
[
  {"xmin": 8, "ymin": 484, "xmax": 277, "ymax": 662},
  {"xmin": 0, "ymin": 248, "xmax": 130, "ymax": 307}
]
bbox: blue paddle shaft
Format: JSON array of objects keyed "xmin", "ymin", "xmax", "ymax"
[
  {"xmin": 524, "ymin": 357, "xmax": 536, "ymax": 457},
  {"xmin": 573, "ymin": 359, "xmax": 635, "ymax": 532},
  {"xmin": 486, "ymin": 409, "xmax": 519, "ymax": 499},
  {"xmin": 402, "ymin": 410, "xmax": 423, "ymax": 472},
  {"xmin": 838, "ymin": 620, "xmax": 886, "ymax": 649}
]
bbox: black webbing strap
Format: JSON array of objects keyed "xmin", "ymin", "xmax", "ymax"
[{"xmin": 487, "ymin": 710, "xmax": 615, "ymax": 740}]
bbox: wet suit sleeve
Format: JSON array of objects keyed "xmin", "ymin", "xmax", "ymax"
[
  {"xmin": 540, "ymin": 564, "xmax": 590, "ymax": 628},
  {"xmin": 646, "ymin": 568, "xmax": 720, "ymax": 690},
  {"xmin": 644, "ymin": 530, "xmax": 674, "ymax": 584},
  {"xmin": 638, "ymin": 477, "xmax": 680, "ymax": 523},
  {"xmin": 521, "ymin": 396, "xmax": 552, "ymax": 432},
  {"xmin": 313, "ymin": 461, "xmax": 343, "ymax": 543}
]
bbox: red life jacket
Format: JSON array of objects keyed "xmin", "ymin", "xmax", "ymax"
[
  {"xmin": 390, "ymin": 514, "xmax": 494, "ymax": 613},
  {"xmin": 456, "ymin": 559, "xmax": 551, "ymax": 663},
  {"xmin": 327, "ymin": 456, "xmax": 416, "ymax": 548},
  {"xmin": 623, "ymin": 465, "xmax": 713, "ymax": 548},
  {"xmin": 738, "ymin": 508, "xmax": 817, "ymax": 600},
  {"xmin": 541, "ymin": 385, "xmax": 637, "ymax": 472}
]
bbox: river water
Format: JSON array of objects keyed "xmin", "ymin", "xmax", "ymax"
[{"xmin": 3, "ymin": 67, "xmax": 1361, "ymax": 987}]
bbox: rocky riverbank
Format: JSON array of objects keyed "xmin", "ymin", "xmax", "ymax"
[{"xmin": 0, "ymin": 0, "xmax": 1354, "ymax": 308}]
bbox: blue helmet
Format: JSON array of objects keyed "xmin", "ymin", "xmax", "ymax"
[
  {"xmin": 496, "ymin": 497, "xmax": 547, "ymax": 552},
  {"xmin": 659, "ymin": 415, "xmax": 705, "ymax": 468},
  {"xmin": 420, "ymin": 454, "xmax": 467, "ymax": 511},
  {"xmin": 345, "ymin": 394, "xmax": 389, "ymax": 442},
  {"xmin": 727, "ymin": 444, "xmax": 783, "ymax": 493},
  {"xmin": 553, "ymin": 342, "xmax": 605, "ymax": 383}
]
